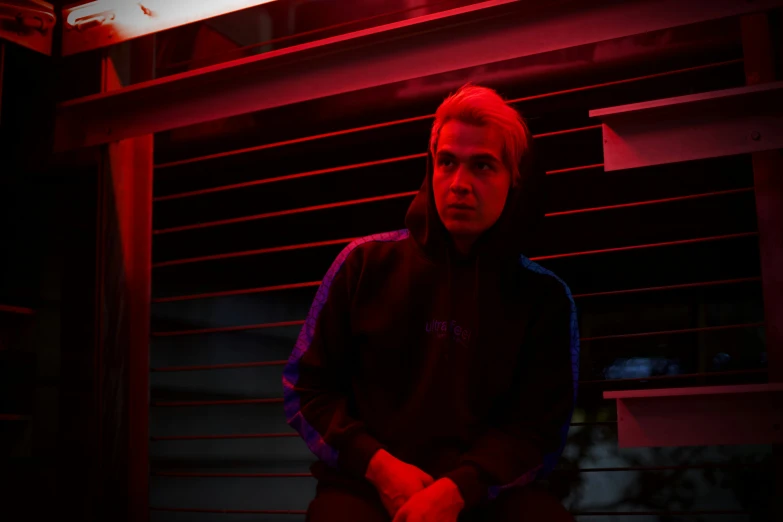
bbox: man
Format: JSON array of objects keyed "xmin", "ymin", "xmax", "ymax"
[{"xmin": 283, "ymin": 83, "xmax": 579, "ymax": 522}]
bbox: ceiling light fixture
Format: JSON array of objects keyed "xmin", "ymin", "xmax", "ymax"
[{"xmin": 63, "ymin": 0, "xmax": 278, "ymax": 55}]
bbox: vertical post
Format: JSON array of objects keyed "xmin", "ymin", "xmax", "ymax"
[
  {"xmin": 741, "ymin": 13, "xmax": 783, "ymax": 379},
  {"xmin": 0, "ymin": 42, "xmax": 5, "ymax": 126},
  {"xmin": 129, "ymin": 36, "xmax": 155, "ymax": 522},
  {"xmin": 740, "ymin": 11, "xmax": 783, "ymax": 519},
  {"xmin": 98, "ymin": 36, "xmax": 155, "ymax": 522}
]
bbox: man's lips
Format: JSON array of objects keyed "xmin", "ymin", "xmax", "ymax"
[{"xmin": 449, "ymin": 203, "xmax": 475, "ymax": 210}]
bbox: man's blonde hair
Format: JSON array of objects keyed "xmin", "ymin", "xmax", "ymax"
[{"xmin": 429, "ymin": 83, "xmax": 532, "ymax": 187}]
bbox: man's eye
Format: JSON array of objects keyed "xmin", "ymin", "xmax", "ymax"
[
  {"xmin": 476, "ymin": 162, "xmax": 492, "ymax": 171},
  {"xmin": 439, "ymin": 159, "xmax": 454, "ymax": 167}
]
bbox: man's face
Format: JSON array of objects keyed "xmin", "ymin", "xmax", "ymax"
[{"xmin": 433, "ymin": 120, "xmax": 512, "ymax": 249}]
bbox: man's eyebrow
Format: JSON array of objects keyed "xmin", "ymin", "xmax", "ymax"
[
  {"xmin": 471, "ymin": 153, "xmax": 502, "ymax": 163},
  {"xmin": 437, "ymin": 149, "xmax": 502, "ymax": 163}
]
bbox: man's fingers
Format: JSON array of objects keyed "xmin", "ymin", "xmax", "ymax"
[
  {"xmin": 392, "ymin": 505, "xmax": 408, "ymax": 522},
  {"xmin": 384, "ymin": 498, "xmax": 405, "ymax": 518},
  {"xmin": 412, "ymin": 467, "xmax": 433, "ymax": 487}
]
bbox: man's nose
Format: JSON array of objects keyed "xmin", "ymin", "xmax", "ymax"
[{"xmin": 450, "ymin": 166, "xmax": 471, "ymax": 193}]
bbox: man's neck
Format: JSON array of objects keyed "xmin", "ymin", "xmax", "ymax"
[{"xmin": 451, "ymin": 235, "xmax": 476, "ymax": 257}]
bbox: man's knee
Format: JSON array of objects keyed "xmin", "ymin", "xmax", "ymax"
[{"xmin": 491, "ymin": 483, "xmax": 574, "ymax": 522}]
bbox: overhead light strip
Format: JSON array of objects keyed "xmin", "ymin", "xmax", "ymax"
[{"xmin": 62, "ymin": 0, "xmax": 278, "ymax": 55}]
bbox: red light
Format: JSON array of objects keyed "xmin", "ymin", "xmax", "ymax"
[{"xmin": 63, "ymin": 0, "xmax": 279, "ymax": 54}]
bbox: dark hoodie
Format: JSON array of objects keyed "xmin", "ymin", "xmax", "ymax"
[{"xmin": 282, "ymin": 142, "xmax": 580, "ymax": 508}]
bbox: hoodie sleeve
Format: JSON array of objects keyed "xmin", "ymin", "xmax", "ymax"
[
  {"xmin": 282, "ymin": 244, "xmax": 387, "ymax": 479},
  {"xmin": 443, "ymin": 278, "xmax": 579, "ymax": 508}
]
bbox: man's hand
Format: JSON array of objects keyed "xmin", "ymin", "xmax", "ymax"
[
  {"xmin": 364, "ymin": 449, "xmax": 435, "ymax": 517},
  {"xmin": 392, "ymin": 478, "xmax": 465, "ymax": 522}
]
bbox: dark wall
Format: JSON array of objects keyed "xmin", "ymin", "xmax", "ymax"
[{"xmin": 0, "ymin": 35, "xmax": 103, "ymax": 520}]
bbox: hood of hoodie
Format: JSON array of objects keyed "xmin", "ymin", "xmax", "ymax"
[{"xmin": 404, "ymin": 136, "xmax": 546, "ymax": 267}]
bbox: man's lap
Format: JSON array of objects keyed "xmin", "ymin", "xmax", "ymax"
[
  {"xmin": 306, "ymin": 481, "xmax": 389, "ymax": 522},
  {"xmin": 306, "ymin": 477, "xmax": 574, "ymax": 522},
  {"xmin": 474, "ymin": 482, "xmax": 575, "ymax": 522}
]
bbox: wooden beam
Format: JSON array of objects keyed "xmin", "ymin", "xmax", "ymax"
[
  {"xmin": 605, "ymin": 384, "xmax": 783, "ymax": 447},
  {"xmin": 589, "ymin": 82, "xmax": 783, "ymax": 170}
]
